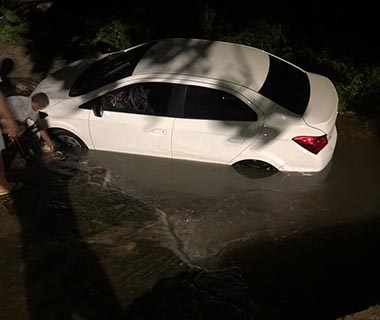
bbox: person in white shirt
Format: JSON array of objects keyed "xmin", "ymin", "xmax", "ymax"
[
  {"xmin": 6, "ymin": 92, "xmax": 55, "ymax": 153},
  {"xmin": 0, "ymin": 76, "xmax": 23, "ymax": 196}
]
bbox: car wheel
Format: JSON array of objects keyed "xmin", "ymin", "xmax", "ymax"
[
  {"xmin": 232, "ymin": 160, "xmax": 278, "ymax": 178},
  {"xmin": 48, "ymin": 129, "xmax": 88, "ymax": 155}
]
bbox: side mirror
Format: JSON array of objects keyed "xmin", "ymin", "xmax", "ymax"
[
  {"xmin": 93, "ymin": 100, "xmax": 104, "ymax": 117},
  {"xmin": 38, "ymin": 111, "xmax": 48, "ymax": 119}
]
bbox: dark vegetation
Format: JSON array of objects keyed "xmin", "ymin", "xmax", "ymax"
[{"xmin": 1, "ymin": 0, "xmax": 379, "ymax": 115}]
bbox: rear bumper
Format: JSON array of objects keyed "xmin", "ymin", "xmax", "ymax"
[{"xmin": 278, "ymin": 125, "xmax": 337, "ymax": 172}]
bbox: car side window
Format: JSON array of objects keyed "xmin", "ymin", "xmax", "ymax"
[
  {"xmin": 101, "ymin": 83, "xmax": 172, "ymax": 116},
  {"xmin": 183, "ymin": 86, "xmax": 257, "ymax": 121}
]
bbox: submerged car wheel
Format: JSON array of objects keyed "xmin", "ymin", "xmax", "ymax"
[
  {"xmin": 49, "ymin": 129, "xmax": 88, "ymax": 155},
  {"xmin": 232, "ymin": 160, "xmax": 278, "ymax": 178}
]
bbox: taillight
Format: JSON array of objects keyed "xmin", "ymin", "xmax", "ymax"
[{"xmin": 292, "ymin": 134, "xmax": 328, "ymax": 154}]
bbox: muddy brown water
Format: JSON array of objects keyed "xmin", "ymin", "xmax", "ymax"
[{"xmin": 1, "ymin": 114, "xmax": 379, "ymax": 319}]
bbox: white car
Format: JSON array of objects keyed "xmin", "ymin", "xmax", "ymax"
[{"xmin": 32, "ymin": 38, "xmax": 338, "ymax": 172}]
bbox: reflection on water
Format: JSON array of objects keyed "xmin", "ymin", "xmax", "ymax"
[
  {"xmin": 84, "ymin": 150, "xmax": 334, "ymax": 261},
  {"xmin": 81, "ymin": 114, "xmax": 380, "ymax": 319}
]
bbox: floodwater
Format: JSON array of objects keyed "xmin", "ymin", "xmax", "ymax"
[{"xmin": 1, "ymin": 114, "xmax": 380, "ymax": 319}]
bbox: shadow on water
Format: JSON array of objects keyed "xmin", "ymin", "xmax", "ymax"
[
  {"xmin": 219, "ymin": 217, "xmax": 380, "ymax": 320},
  {"xmin": 85, "ymin": 149, "xmax": 333, "ymax": 263},
  {"xmin": 8, "ymin": 157, "xmax": 124, "ymax": 319}
]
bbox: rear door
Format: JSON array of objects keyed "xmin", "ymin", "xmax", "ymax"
[
  {"xmin": 88, "ymin": 82, "xmax": 174, "ymax": 158},
  {"xmin": 172, "ymin": 85, "xmax": 262, "ymax": 164}
]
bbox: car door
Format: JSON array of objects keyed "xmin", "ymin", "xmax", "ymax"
[
  {"xmin": 88, "ymin": 82, "xmax": 174, "ymax": 158},
  {"xmin": 172, "ymin": 85, "xmax": 262, "ymax": 164}
]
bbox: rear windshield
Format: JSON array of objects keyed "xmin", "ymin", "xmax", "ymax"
[
  {"xmin": 69, "ymin": 42, "xmax": 155, "ymax": 97},
  {"xmin": 258, "ymin": 55, "xmax": 310, "ymax": 115}
]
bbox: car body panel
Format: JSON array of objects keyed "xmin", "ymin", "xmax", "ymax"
[
  {"xmin": 89, "ymin": 111, "xmax": 173, "ymax": 158},
  {"xmin": 231, "ymin": 111, "xmax": 322, "ymax": 169},
  {"xmin": 134, "ymin": 38, "xmax": 270, "ymax": 91},
  {"xmin": 278, "ymin": 126, "xmax": 338, "ymax": 172},
  {"xmin": 304, "ymin": 72, "xmax": 338, "ymax": 133},
  {"xmin": 165, "ymin": 80, "xmax": 265, "ymax": 164},
  {"xmin": 172, "ymin": 118, "xmax": 262, "ymax": 163},
  {"xmin": 45, "ymin": 99, "xmax": 93, "ymax": 148},
  {"xmin": 31, "ymin": 38, "xmax": 339, "ymax": 173}
]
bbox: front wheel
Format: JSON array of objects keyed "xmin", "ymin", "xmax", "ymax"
[{"xmin": 48, "ymin": 129, "xmax": 88, "ymax": 155}]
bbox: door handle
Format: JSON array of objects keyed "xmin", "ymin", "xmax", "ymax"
[
  {"xmin": 150, "ymin": 128, "xmax": 167, "ymax": 135},
  {"xmin": 227, "ymin": 138, "xmax": 245, "ymax": 144}
]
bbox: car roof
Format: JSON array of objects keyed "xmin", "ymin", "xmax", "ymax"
[
  {"xmin": 133, "ymin": 38, "xmax": 271, "ymax": 91},
  {"xmin": 38, "ymin": 37, "xmax": 310, "ymax": 116}
]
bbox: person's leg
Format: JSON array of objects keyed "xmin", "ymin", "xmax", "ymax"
[
  {"xmin": 0, "ymin": 154, "xmax": 17, "ymax": 194},
  {"xmin": 0, "ymin": 90, "xmax": 22, "ymax": 195},
  {"xmin": 0, "ymin": 133, "xmax": 18, "ymax": 194}
]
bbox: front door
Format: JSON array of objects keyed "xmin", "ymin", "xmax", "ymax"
[{"xmin": 88, "ymin": 82, "xmax": 174, "ymax": 158}]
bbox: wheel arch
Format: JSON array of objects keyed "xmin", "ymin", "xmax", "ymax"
[
  {"xmin": 232, "ymin": 159, "xmax": 279, "ymax": 172},
  {"xmin": 47, "ymin": 127, "xmax": 89, "ymax": 154},
  {"xmin": 47, "ymin": 127, "xmax": 92, "ymax": 149}
]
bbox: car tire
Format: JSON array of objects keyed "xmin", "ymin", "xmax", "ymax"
[
  {"xmin": 48, "ymin": 129, "xmax": 88, "ymax": 155},
  {"xmin": 232, "ymin": 160, "xmax": 278, "ymax": 178}
]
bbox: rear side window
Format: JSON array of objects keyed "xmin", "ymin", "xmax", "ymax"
[
  {"xmin": 69, "ymin": 42, "xmax": 155, "ymax": 97},
  {"xmin": 183, "ymin": 86, "xmax": 257, "ymax": 121},
  {"xmin": 258, "ymin": 55, "xmax": 310, "ymax": 115}
]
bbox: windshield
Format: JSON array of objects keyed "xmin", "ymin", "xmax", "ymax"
[
  {"xmin": 69, "ymin": 42, "xmax": 155, "ymax": 97},
  {"xmin": 258, "ymin": 55, "xmax": 310, "ymax": 115}
]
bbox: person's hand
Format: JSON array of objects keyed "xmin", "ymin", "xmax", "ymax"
[
  {"xmin": 41, "ymin": 143, "xmax": 55, "ymax": 153},
  {"xmin": 5, "ymin": 120, "xmax": 19, "ymax": 140},
  {"xmin": 17, "ymin": 124, "xmax": 26, "ymax": 136}
]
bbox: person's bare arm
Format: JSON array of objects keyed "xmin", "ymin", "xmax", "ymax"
[
  {"xmin": 39, "ymin": 129, "xmax": 55, "ymax": 152},
  {"xmin": 0, "ymin": 91, "xmax": 18, "ymax": 139}
]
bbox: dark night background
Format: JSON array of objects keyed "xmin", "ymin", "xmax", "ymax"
[
  {"xmin": 26, "ymin": 0, "xmax": 380, "ymax": 62},
  {"xmin": 1, "ymin": 0, "xmax": 380, "ymax": 116},
  {"xmin": 2, "ymin": 0, "xmax": 379, "ymax": 61}
]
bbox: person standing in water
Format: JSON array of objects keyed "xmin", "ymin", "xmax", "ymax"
[{"xmin": 0, "ymin": 78, "xmax": 23, "ymax": 196}]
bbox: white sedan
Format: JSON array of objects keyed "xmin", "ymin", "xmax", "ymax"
[{"xmin": 32, "ymin": 38, "xmax": 338, "ymax": 172}]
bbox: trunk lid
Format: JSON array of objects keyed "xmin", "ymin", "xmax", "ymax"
[{"xmin": 303, "ymin": 72, "xmax": 338, "ymax": 135}]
